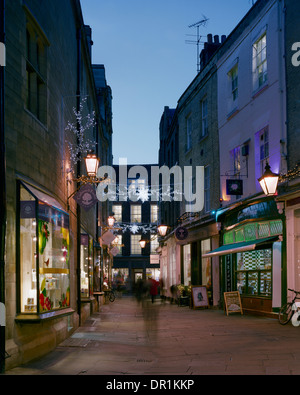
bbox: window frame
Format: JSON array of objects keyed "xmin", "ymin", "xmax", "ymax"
[
  {"xmin": 130, "ymin": 204, "xmax": 142, "ymax": 223},
  {"xmin": 204, "ymin": 166, "xmax": 210, "ymax": 213},
  {"xmin": 131, "ymin": 234, "xmax": 142, "ymax": 255},
  {"xmin": 24, "ymin": 5, "xmax": 50, "ymax": 126},
  {"xmin": 258, "ymin": 125, "xmax": 269, "ymax": 175},
  {"xmin": 201, "ymin": 97, "xmax": 208, "ymax": 138},
  {"xmin": 150, "ymin": 204, "xmax": 158, "ymax": 223},
  {"xmin": 112, "ymin": 204, "xmax": 122, "ymax": 223},
  {"xmin": 252, "ymin": 32, "xmax": 267, "ymax": 92},
  {"xmin": 186, "ymin": 114, "xmax": 192, "ymax": 151}
]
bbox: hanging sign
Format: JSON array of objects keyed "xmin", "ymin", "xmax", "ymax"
[
  {"xmin": 73, "ymin": 184, "xmax": 98, "ymax": 211},
  {"xmin": 109, "ymin": 246, "xmax": 119, "ymax": 256},
  {"xmin": 226, "ymin": 179, "xmax": 243, "ymax": 196},
  {"xmin": 101, "ymin": 230, "xmax": 116, "ymax": 246},
  {"xmin": 175, "ymin": 226, "xmax": 188, "ymax": 241},
  {"xmin": 150, "ymin": 254, "xmax": 160, "ymax": 264}
]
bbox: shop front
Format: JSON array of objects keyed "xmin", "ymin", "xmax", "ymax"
[
  {"xmin": 204, "ymin": 197, "xmax": 285, "ymax": 316},
  {"xmin": 176, "ymin": 217, "xmax": 220, "ymax": 307},
  {"xmin": 17, "ymin": 181, "xmax": 73, "ymax": 320}
]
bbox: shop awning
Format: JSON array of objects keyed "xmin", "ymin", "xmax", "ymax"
[{"xmin": 202, "ymin": 236, "xmax": 279, "ymax": 258}]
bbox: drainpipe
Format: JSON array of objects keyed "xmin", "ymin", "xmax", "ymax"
[
  {"xmin": 0, "ymin": 0, "xmax": 6, "ymax": 374},
  {"xmin": 76, "ymin": 26, "xmax": 81, "ymax": 325}
]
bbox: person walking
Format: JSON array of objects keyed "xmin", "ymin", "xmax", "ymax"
[{"xmin": 149, "ymin": 277, "xmax": 158, "ymax": 303}]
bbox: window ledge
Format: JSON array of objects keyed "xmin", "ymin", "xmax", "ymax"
[
  {"xmin": 227, "ymin": 107, "xmax": 239, "ymax": 120},
  {"xmin": 15, "ymin": 308, "xmax": 75, "ymax": 323},
  {"xmin": 252, "ymin": 83, "xmax": 268, "ymax": 99},
  {"xmin": 24, "ymin": 107, "xmax": 48, "ymax": 131},
  {"xmin": 199, "ymin": 133, "xmax": 208, "ymax": 143}
]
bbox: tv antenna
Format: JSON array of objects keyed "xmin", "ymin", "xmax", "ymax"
[{"xmin": 186, "ymin": 15, "xmax": 209, "ymax": 73}]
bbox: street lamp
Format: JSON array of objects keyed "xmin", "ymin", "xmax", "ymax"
[
  {"xmin": 107, "ymin": 216, "xmax": 115, "ymax": 228},
  {"xmin": 139, "ymin": 238, "xmax": 147, "ymax": 249},
  {"xmin": 139, "ymin": 224, "xmax": 168, "ymax": 248},
  {"xmin": 67, "ymin": 151, "xmax": 102, "ymax": 205},
  {"xmin": 258, "ymin": 163, "xmax": 279, "ymax": 196},
  {"xmin": 84, "ymin": 151, "xmax": 99, "ymax": 177},
  {"xmin": 157, "ymin": 224, "xmax": 168, "ymax": 237}
]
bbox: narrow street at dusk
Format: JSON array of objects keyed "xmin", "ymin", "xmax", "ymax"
[
  {"xmin": 1, "ymin": 0, "xmax": 300, "ymax": 379},
  {"xmin": 5, "ymin": 296, "xmax": 300, "ymax": 376}
]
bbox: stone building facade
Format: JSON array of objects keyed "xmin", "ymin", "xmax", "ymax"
[
  {"xmin": 110, "ymin": 163, "xmax": 160, "ymax": 292},
  {"xmin": 158, "ymin": 35, "xmax": 222, "ymax": 305},
  {"xmin": 3, "ymin": 0, "xmax": 112, "ymax": 370}
]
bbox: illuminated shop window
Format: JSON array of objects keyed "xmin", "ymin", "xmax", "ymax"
[
  {"xmin": 19, "ymin": 182, "xmax": 70, "ymax": 315},
  {"xmin": 236, "ymin": 249, "xmax": 272, "ymax": 297},
  {"xmin": 80, "ymin": 233, "xmax": 94, "ymax": 298}
]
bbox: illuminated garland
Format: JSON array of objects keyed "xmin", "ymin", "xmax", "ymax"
[{"xmin": 279, "ymin": 164, "xmax": 300, "ymax": 182}]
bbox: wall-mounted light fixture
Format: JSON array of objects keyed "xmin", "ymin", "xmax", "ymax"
[
  {"xmin": 259, "ymin": 162, "xmax": 300, "ymax": 197},
  {"xmin": 157, "ymin": 224, "xmax": 168, "ymax": 237},
  {"xmin": 139, "ymin": 224, "xmax": 169, "ymax": 248},
  {"xmin": 107, "ymin": 216, "xmax": 115, "ymax": 228},
  {"xmin": 139, "ymin": 238, "xmax": 147, "ymax": 249},
  {"xmin": 258, "ymin": 162, "xmax": 279, "ymax": 196},
  {"xmin": 67, "ymin": 151, "xmax": 105, "ymax": 204},
  {"xmin": 84, "ymin": 151, "xmax": 99, "ymax": 177}
]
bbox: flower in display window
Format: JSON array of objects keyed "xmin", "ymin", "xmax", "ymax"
[
  {"xmin": 39, "ymin": 220, "xmax": 50, "ymax": 254},
  {"xmin": 39, "ymin": 278, "xmax": 52, "ymax": 311}
]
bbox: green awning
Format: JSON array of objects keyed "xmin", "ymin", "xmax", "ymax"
[{"xmin": 202, "ymin": 236, "xmax": 279, "ymax": 258}]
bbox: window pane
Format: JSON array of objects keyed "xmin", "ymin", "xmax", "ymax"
[
  {"xmin": 20, "ymin": 186, "xmax": 37, "ymax": 313},
  {"xmin": 80, "ymin": 234, "xmax": 89, "ymax": 298},
  {"xmin": 131, "ymin": 235, "xmax": 142, "ymax": 255},
  {"xmin": 236, "ymin": 250, "xmax": 272, "ymax": 297},
  {"xmin": 151, "ymin": 205, "xmax": 158, "ymax": 223},
  {"xmin": 113, "ymin": 235, "xmax": 122, "ymax": 255},
  {"xmin": 150, "ymin": 235, "xmax": 159, "ymax": 253},
  {"xmin": 131, "ymin": 205, "xmax": 142, "ymax": 223},
  {"xmin": 260, "ymin": 271, "xmax": 272, "ymax": 296},
  {"xmin": 112, "ymin": 204, "xmax": 122, "ymax": 222},
  {"xmin": 38, "ymin": 201, "xmax": 70, "ymax": 311}
]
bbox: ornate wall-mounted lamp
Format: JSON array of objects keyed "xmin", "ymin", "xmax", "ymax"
[
  {"xmin": 107, "ymin": 215, "xmax": 115, "ymax": 228},
  {"xmin": 258, "ymin": 162, "xmax": 279, "ymax": 196},
  {"xmin": 258, "ymin": 162, "xmax": 300, "ymax": 197},
  {"xmin": 67, "ymin": 151, "xmax": 105, "ymax": 206},
  {"xmin": 157, "ymin": 224, "xmax": 168, "ymax": 237}
]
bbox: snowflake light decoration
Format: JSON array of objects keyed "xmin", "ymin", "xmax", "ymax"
[
  {"xmin": 137, "ymin": 188, "xmax": 149, "ymax": 202},
  {"xmin": 130, "ymin": 224, "xmax": 139, "ymax": 234}
]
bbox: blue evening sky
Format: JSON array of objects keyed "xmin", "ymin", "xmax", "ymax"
[{"xmin": 81, "ymin": 0, "xmax": 254, "ymax": 165}]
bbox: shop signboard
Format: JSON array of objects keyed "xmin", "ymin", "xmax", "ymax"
[
  {"xmin": 191, "ymin": 286, "xmax": 209, "ymax": 309},
  {"xmin": 224, "ymin": 291, "xmax": 243, "ymax": 315},
  {"xmin": 150, "ymin": 254, "xmax": 159, "ymax": 264}
]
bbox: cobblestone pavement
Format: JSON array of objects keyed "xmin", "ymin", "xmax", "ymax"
[{"xmin": 4, "ymin": 295, "xmax": 300, "ymax": 376}]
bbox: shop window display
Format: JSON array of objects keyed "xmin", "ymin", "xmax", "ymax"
[
  {"xmin": 236, "ymin": 249, "xmax": 272, "ymax": 297},
  {"xmin": 19, "ymin": 182, "xmax": 70, "ymax": 314},
  {"xmin": 80, "ymin": 233, "xmax": 94, "ymax": 298}
]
